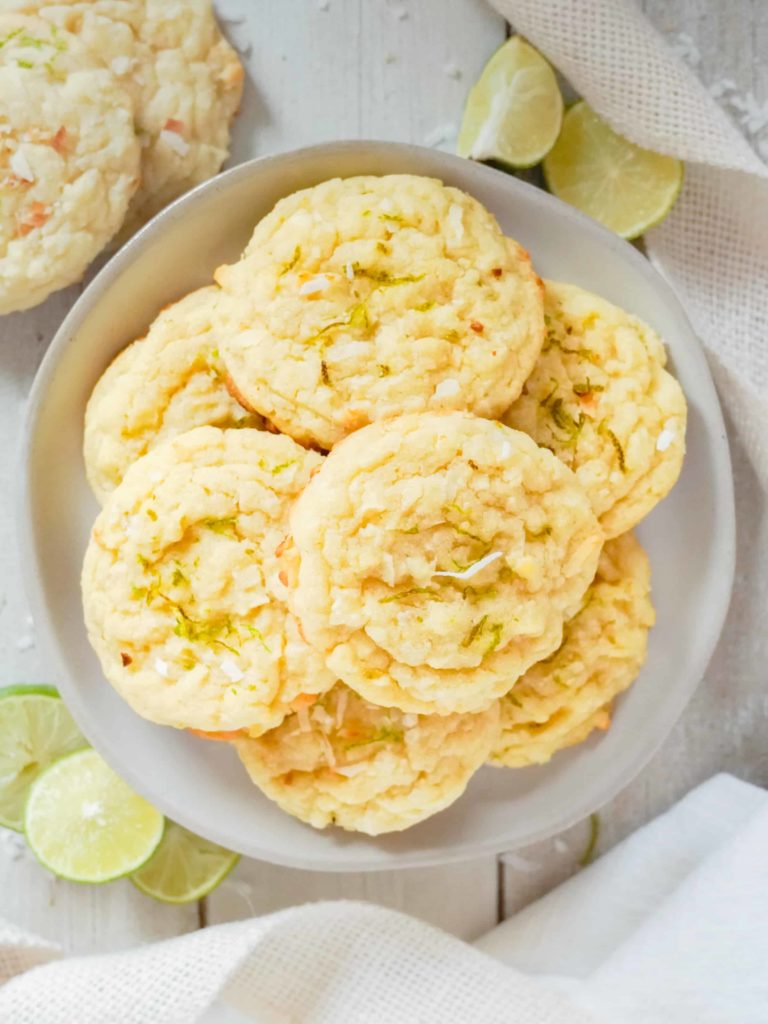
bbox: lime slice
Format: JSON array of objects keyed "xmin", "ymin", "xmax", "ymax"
[
  {"xmin": 131, "ymin": 821, "xmax": 239, "ymax": 904},
  {"xmin": 0, "ymin": 685, "xmax": 84, "ymax": 831},
  {"xmin": 458, "ymin": 36, "xmax": 563, "ymax": 168},
  {"xmin": 24, "ymin": 749, "xmax": 164, "ymax": 883},
  {"xmin": 543, "ymin": 101, "xmax": 683, "ymax": 239}
]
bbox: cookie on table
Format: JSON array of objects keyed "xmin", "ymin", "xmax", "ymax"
[
  {"xmin": 235, "ymin": 684, "xmax": 500, "ymax": 835},
  {"xmin": 489, "ymin": 532, "xmax": 654, "ymax": 768},
  {"xmin": 84, "ymin": 286, "xmax": 262, "ymax": 505},
  {"xmin": 284, "ymin": 412, "xmax": 603, "ymax": 715},
  {"xmin": 503, "ymin": 281, "xmax": 686, "ymax": 538},
  {"xmin": 215, "ymin": 174, "xmax": 545, "ymax": 449},
  {"xmin": 0, "ymin": 14, "xmax": 140, "ymax": 314},
  {"xmin": 82, "ymin": 427, "xmax": 335, "ymax": 734},
  {"xmin": 11, "ymin": 0, "xmax": 244, "ymax": 235}
]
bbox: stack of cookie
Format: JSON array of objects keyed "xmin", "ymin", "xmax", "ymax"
[
  {"xmin": 0, "ymin": 4, "xmax": 243, "ymax": 315},
  {"xmin": 81, "ymin": 174, "xmax": 686, "ymax": 835}
]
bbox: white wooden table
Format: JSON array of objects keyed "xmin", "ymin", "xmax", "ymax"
[{"xmin": 1, "ymin": 0, "xmax": 765, "ymax": 954}]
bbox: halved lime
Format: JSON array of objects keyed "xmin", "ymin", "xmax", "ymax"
[
  {"xmin": 0, "ymin": 684, "xmax": 84, "ymax": 831},
  {"xmin": 24, "ymin": 749, "xmax": 164, "ymax": 883},
  {"xmin": 458, "ymin": 36, "xmax": 563, "ymax": 168},
  {"xmin": 543, "ymin": 101, "xmax": 683, "ymax": 239},
  {"xmin": 131, "ymin": 821, "xmax": 239, "ymax": 904}
]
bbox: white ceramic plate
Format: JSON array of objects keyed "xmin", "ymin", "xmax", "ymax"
[{"xmin": 21, "ymin": 142, "xmax": 735, "ymax": 870}]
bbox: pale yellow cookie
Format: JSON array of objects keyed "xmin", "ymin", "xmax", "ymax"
[
  {"xmin": 9, "ymin": 0, "xmax": 244, "ymax": 234},
  {"xmin": 0, "ymin": 14, "xmax": 139, "ymax": 313},
  {"xmin": 84, "ymin": 286, "xmax": 262, "ymax": 505},
  {"xmin": 216, "ymin": 174, "xmax": 545, "ymax": 449},
  {"xmin": 235, "ymin": 684, "xmax": 500, "ymax": 834},
  {"xmin": 82, "ymin": 427, "xmax": 335, "ymax": 733},
  {"xmin": 285, "ymin": 412, "xmax": 603, "ymax": 715},
  {"xmin": 503, "ymin": 281, "xmax": 686, "ymax": 538},
  {"xmin": 489, "ymin": 532, "xmax": 654, "ymax": 767}
]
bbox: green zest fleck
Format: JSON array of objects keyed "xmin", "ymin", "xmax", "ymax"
[
  {"xmin": 484, "ymin": 622, "xmax": 504, "ymax": 656},
  {"xmin": 271, "ymin": 459, "xmax": 296, "ymax": 475},
  {"xmin": 173, "ymin": 610, "xmax": 239, "ymax": 655},
  {"xmin": 178, "ymin": 650, "xmax": 197, "ymax": 671},
  {"xmin": 549, "ymin": 398, "xmax": 585, "ymax": 441},
  {"xmin": 146, "ymin": 508, "xmax": 158, "ymax": 522},
  {"xmin": 347, "ymin": 302, "xmax": 371, "ymax": 330},
  {"xmin": 377, "ymin": 364, "xmax": 391, "ymax": 377},
  {"xmin": 442, "ymin": 329, "xmax": 461, "ymax": 344},
  {"xmin": 415, "ymin": 301, "xmax": 435, "ymax": 313},
  {"xmin": 202, "ymin": 516, "xmax": 240, "ymax": 538},
  {"xmin": 280, "ymin": 245, "xmax": 301, "ymax": 274},
  {"xmin": 573, "ymin": 378, "xmax": 604, "ymax": 397},
  {"xmin": 16, "ymin": 58, "xmax": 34, "ymax": 68},
  {"xmin": 507, "ymin": 692, "xmax": 523, "ymax": 708},
  {"xmin": 379, "ymin": 586, "xmax": 433, "ymax": 604},
  {"xmin": 320, "ymin": 359, "xmax": 331, "ymax": 386},
  {"xmin": 462, "ymin": 614, "xmax": 488, "ymax": 648},
  {"xmin": 353, "ymin": 265, "xmax": 424, "ymax": 288},
  {"xmin": 345, "ymin": 726, "xmax": 404, "ymax": 750},
  {"xmin": 601, "ymin": 423, "xmax": 627, "ymax": 473},
  {"xmin": 0, "ymin": 29, "xmax": 23, "ymax": 49},
  {"xmin": 171, "ymin": 565, "xmax": 188, "ymax": 588},
  {"xmin": 130, "ymin": 585, "xmax": 148, "ymax": 601},
  {"xmin": 398, "ymin": 525, "xmax": 419, "ymax": 535},
  {"xmin": 579, "ymin": 813, "xmax": 601, "ymax": 867},
  {"xmin": 379, "ymin": 212, "xmax": 407, "ymax": 225},
  {"xmin": 243, "ymin": 625, "xmax": 271, "ymax": 652}
]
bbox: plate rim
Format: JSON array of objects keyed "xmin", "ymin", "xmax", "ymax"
[{"xmin": 19, "ymin": 140, "xmax": 736, "ymax": 871}]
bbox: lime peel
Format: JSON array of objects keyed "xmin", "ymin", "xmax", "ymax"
[
  {"xmin": 24, "ymin": 749, "xmax": 164, "ymax": 883},
  {"xmin": 458, "ymin": 36, "xmax": 563, "ymax": 169},
  {"xmin": 0, "ymin": 685, "xmax": 84, "ymax": 831},
  {"xmin": 131, "ymin": 821, "xmax": 239, "ymax": 904},
  {"xmin": 543, "ymin": 101, "xmax": 683, "ymax": 239}
]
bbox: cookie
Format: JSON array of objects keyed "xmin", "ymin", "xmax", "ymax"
[
  {"xmin": 235, "ymin": 684, "xmax": 500, "ymax": 834},
  {"xmin": 10, "ymin": 0, "xmax": 243, "ymax": 235},
  {"xmin": 489, "ymin": 532, "xmax": 654, "ymax": 767},
  {"xmin": 216, "ymin": 174, "xmax": 545, "ymax": 448},
  {"xmin": 82, "ymin": 427, "xmax": 335, "ymax": 733},
  {"xmin": 503, "ymin": 281, "xmax": 686, "ymax": 538},
  {"xmin": 285, "ymin": 412, "xmax": 603, "ymax": 715},
  {"xmin": 84, "ymin": 286, "xmax": 262, "ymax": 505},
  {"xmin": 0, "ymin": 14, "xmax": 140, "ymax": 313}
]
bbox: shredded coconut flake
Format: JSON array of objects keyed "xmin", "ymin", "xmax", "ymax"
[
  {"xmin": 221, "ymin": 658, "xmax": 244, "ymax": 683},
  {"xmin": 110, "ymin": 55, "xmax": 134, "ymax": 75},
  {"xmin": 447, "ymin": 202, "xmax": 464, "ymax": 241},
  {"xmin": 335, "ymin": 689, "xmax": 348, "ymax": 728},
  {"xmin": 499, "ymin": 440, "xmax": 512, "ymax": 459},
  {"xmin": 160, "ymin": 129, "xmax": 190, "ymax": 156},
  {"xmin": 319, "ymin": 732, "xmax": 336, "ymax": 767},
  {"xmin": 434, "ymin": 378, "xmax": 460, "ymax": 400},
  {"xmin": 434, "ymin": 550, "xmax": 503, "ymax": 581},
  {"xmin": 656, "ymin": 428, "xmax": 676, "ymax": 452},
  {"xmin": 402, "ymin": 713, "xmax": 418, "ymax": 727},
  {"xmin": 335, "ymin": 762, "xmax": 366, "ymax": 778},
  {"xmin": 299, "ymin": 274, "xmax": 331, "ymax": 296},
  {"xmin": 10, "ymin": 150, "xmax": 34, "ymax": 183},
  {"xmin": 345, "ymin": 261, "xmax": 355, "ymax": 281},
  {"xmin": 297, "ymin": 705, "xmax": 311, "ymax": 733},
  {"xmin": 154, "ymin": 657, "xmax": 170, "ymax": 678}
]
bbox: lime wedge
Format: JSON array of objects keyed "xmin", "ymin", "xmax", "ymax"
[
  {"xmin": 543, "ymin": 101, "xmax": 683, "ymax": 239},
  {"xmin": 0, "ymin": 685, "xmax": 84, "ymax": 831},
  {"xmin": 131, "ymin": 821, "xmax": 239, "ymax": 904},
  {"xmin": 24, "ymin": 749, "xmax": 164, "ymax": 883},
  {"xmin": 458, "ymin": 36, "xmax": 563, "ymax": 168}
]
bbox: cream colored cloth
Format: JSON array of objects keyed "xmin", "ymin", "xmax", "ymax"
[{"xmin": 2, "ymin": 775, "xmax": 768, "ymax": 1023}]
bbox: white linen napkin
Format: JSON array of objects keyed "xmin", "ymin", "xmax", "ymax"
[{"xmin": 1, "ymin": 774, "xmax": 767, "ymax": 1024}]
